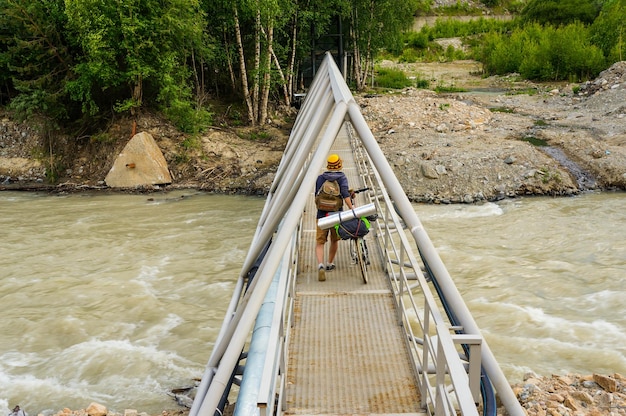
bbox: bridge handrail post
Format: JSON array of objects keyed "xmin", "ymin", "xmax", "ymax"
[
  {"xmin": 436, "ymin": 323, "xmax": 480, "ymax": 415},
  {"xmin": 452, "ymin": 334, "xmax": 483, "ymax": 403}
]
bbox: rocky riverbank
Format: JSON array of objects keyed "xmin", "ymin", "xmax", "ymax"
[
  {"xmin": 21, "ymin": 371, "xmax": 625, "ymax": 416},
  {"xmin": 509, "ymin": 373, "xmax": 626, "ymax": 416},
  {"xmin": 2, "ymin": 62, "xmax": 626, "ymax": 202},
  {"xmin": 361, "ymin": 60, "xmax": 626, "ymax": 203}
]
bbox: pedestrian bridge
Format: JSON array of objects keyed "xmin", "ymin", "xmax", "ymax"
[{"xmin": 189, "ymin": 53, "xmax": 524, "ymax": 416}]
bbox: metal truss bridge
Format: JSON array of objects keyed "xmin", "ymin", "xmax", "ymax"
[{"xmin": 189, "ymin": 53, "xmax": 525, "ymax": 416}]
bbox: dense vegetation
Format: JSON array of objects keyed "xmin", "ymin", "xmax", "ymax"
[
  {"xmin": 1, "ymin": 0, "xmax": 625, "ymax": 135},
  {"xmin": 390, "ymin": 0, "xmax": 626, "ymax": 87},
  {"xmin": 0, "ymin": 0, "xmax": 422, "ymax": 134}
]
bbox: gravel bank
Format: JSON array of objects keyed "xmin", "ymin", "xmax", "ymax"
[{"xmin": 2, "ymin": 63, "xmax": 625, "ymax": 202}]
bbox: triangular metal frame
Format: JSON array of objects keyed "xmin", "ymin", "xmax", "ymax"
[{"xmin": 190, "ymin": 52, "xmax": 524, "ymax": 416}]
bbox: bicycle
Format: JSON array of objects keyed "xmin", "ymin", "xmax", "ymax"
[
  {"xmin": 343, "ymin": 187, "xmax": 374, "ymax": 284},
  {"xmin": 350, "ymin": 234, "xmax": 370, "ymax": 284}
]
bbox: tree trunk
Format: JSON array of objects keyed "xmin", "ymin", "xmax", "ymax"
[
  {"xmin": 233, "ymin": 6, "xmax": 255, "ymax": 125},
  {"xmin": 286, "ymin": 12, "xmax": 298, "ymax": 100},
  {"xmin": 259, "ymin": 23, "xmax": 273, "ymax": 125},
  {"xmin": 252, "ymin": 4, "xmax": 261, "ymax": 123},
  {"xmin": 360, "ymin": 34, "xmax": 372, "ymax": 89},
  {"xmin": 223, "ymin": 29, "xmax": 237, "ymax": 93},
  {"xmin": 262, "ymin": 24, "xmax": 290, "ymax": 107},
  {"xmin": 351, "ymin": 8, "xmax": 365, "ymax": 90}
]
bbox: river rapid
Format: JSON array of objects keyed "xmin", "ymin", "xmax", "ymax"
[{"xmin": 1, "ymin": 190, "xmax": 624, "ymax": 415}]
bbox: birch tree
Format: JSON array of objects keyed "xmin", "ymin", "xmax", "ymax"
[{"xmin": 346, "ymin": 0, "xmax": 419, "ymax": 90}]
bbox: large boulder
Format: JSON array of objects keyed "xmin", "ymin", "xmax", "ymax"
[{"xmin": 105, "ymin": 132, "xmax": 172, "ymax": 188}]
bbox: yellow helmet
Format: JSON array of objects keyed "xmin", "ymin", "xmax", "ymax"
[{"xmin": 327, "ymin": 154, "xmax": 342, "ymax": 170}]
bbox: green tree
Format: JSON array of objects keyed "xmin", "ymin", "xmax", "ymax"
[
  {"xmin": 64, "ymin": 0, "xmax": 212, "ymax": 132},
  {"xmin": 0, "ymin": 0, "xmax": 73, "ymax": 120},
  {"xmin": 521, "ymin": 0, "xmax": 601, "ymax": 26},
  {"xmin": 591, "ymin": 0, "xmax": 626, "ymax": 62},
  {"xmin": 346, "ymin": 0, "xmax": 420, "ymax": 90},
  {"xmin": 201, "ymin": 0, "xmax": 299, "ymax": 125},
  {"xmin": 0, "ymin": 0, "xmax": 75, "ymax": 181}
]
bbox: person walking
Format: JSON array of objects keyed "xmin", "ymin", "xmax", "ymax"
[{"xmin": 314, "ymin": 154, "xmax": 354, "ymax": 281}]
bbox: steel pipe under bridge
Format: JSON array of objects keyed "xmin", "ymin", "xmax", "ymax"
[{"xmin": 189, "ymin": 52, "xmax": 525, "ymax": 416}]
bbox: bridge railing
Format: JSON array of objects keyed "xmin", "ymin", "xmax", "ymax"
[
  {"xmin": 349, "ymin": 125, "xmax": 482, "ymax": 415},
  {"xmin": 348, "ymin": 86, "xmax": 524, "ymax": 414},
  {"xmin": 190, "ymin": 52, "xmax": 525, "ymax": 416}
]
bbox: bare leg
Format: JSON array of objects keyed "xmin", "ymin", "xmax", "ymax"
[
  {"xmin": 328, "ymin": 239, "xmax": 338, "ymax": 264},
  {"xmin": 315, "ymin": 243, "xmax": 325, "ymax": 265},
  {"xmin": 316, "ymin": 242, "xmax": 326, "ymax": 281}
]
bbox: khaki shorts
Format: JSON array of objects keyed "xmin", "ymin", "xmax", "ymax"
[{"xmin": 316, "ymin": 225, "xmax": 340, "ymax": 245}]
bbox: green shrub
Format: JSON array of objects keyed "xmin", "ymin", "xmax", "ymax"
[
  {"xmin": 590, "ymin": 0, "xmax": 626, "ymax": 62},
  {"xmin": 479, "ymin": 22, "xmax": 605, "ymax": 81},
  {"xmin": 520, "ymin": 0, "xmax": 601, "ymax": 26},
  {"xmin": 415, "ymin": 78, "xmax": 430, "ymax": 89},
  {"xmin": 374, "ymin": 67, "xmax": 414, "ymax": 89},
  {"xmin": 399, "ymin": 48, "xmax": 420, "ymax": 63},
  {"xmin": 444, "ymin": 44, "xmax": 467, "ymax": 61},
  {"xmin": 163, "ymin": 100, "xmax": 213, "ymax": 134},
  {"xmin": 431, "ymin": 16, "xmax": 514, "ymax": 38},
  {"xmin": 181, "ymin": 136, "xmax": 201, "ymax": 150},
  {"xmin": 405, "ymin": 31, "xmax": 430, "ymax": 49}
]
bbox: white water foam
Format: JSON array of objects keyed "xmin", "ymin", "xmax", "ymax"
[{"xmin": 418, "ymin": 201, "xmax": 504, "ymax": 220}]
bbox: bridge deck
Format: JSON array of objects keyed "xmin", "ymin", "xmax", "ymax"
[{"xmin": 284, "ymin": 126, "xmax": 425, "ymax": 415}]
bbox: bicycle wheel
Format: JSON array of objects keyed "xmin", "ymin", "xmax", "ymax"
[
  {"xmin": 350, "ymin": 238, "xmax": 358, "ymax": 264},
  {"xmin": 355, "ymin": 238, "xmax": 368, "ymax": 284},
  {"xmin": 361, "ymin": 239, "xmax": 370, "ymax": 265}
]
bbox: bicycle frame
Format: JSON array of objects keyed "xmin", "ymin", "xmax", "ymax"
[{"xmin": 350, "ymin": 236, "xmax": 369, "ymax": 284}]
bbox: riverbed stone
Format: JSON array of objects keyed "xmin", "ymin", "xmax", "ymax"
[
  {"xmin": 86, "ymin": 403, "xmax": 107, "ymax": 416},
  {"xmin": 421, "ymin": 162, "xmax": 439, "ymax": 179},
  {"xmin": 104, "ymin": 131, "xmax": 172, "ymax": 188},
  {"xmin": 593, "ymin": 373, "xmax": 618, "ymax": 392}
]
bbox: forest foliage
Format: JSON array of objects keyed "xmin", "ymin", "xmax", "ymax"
[
  {"xmin": 478, "ymin": 0, "xmax": 625, "ymax": 81},
  {"xmin": 396, "ymin": 0, "xmax": 625, "ymax": 84},
  {"xmin": 1, "ymin": 0, "xmax": 625, "ymax": 135},
  {"xmin": 0, "ymin": 0, "xmax": 420, "ymax": 133}
]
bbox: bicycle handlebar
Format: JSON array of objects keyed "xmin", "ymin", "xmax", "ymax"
[{"xmin": 352, "ymin": 187, "xmax": 369, "ymax": 194}]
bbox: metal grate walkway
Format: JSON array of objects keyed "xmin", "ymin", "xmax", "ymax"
[{"xmin": 284, "ymin": 127, "xmax": 425, "ymax": 415}]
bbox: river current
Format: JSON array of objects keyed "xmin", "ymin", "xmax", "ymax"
[{"xmin": 1, "ymin": 190, "xmax": 624, "ymax": 414}]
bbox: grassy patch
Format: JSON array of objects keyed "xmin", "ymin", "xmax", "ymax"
[
  {"xmin": 520, "ymin": 136, "xmax": 548, "ymax": 146},
  {"xmin": 90, "ymin": 132, "xmax": 116, "ymax": 143},
  {"xmin": 490, "ymin": 106, "xmax": 516, "ymax": 113},
  {"xmin": 538, "ymin": 167, "xmax": 562, "ymax": 184},
  {"xmin": 235, "ymin": 127, "xmax": 274, "ymax": 142},
  {"xmin": 374, "ymin": 67, "xmax": 414, "ymax": 89},
  {"xmin": 434, "ymin": 84, "xmax": 467, "ymax": 93},
  {"xmin": 415, "ymin": 78, "xmax": 430, "ymax": 89}
]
